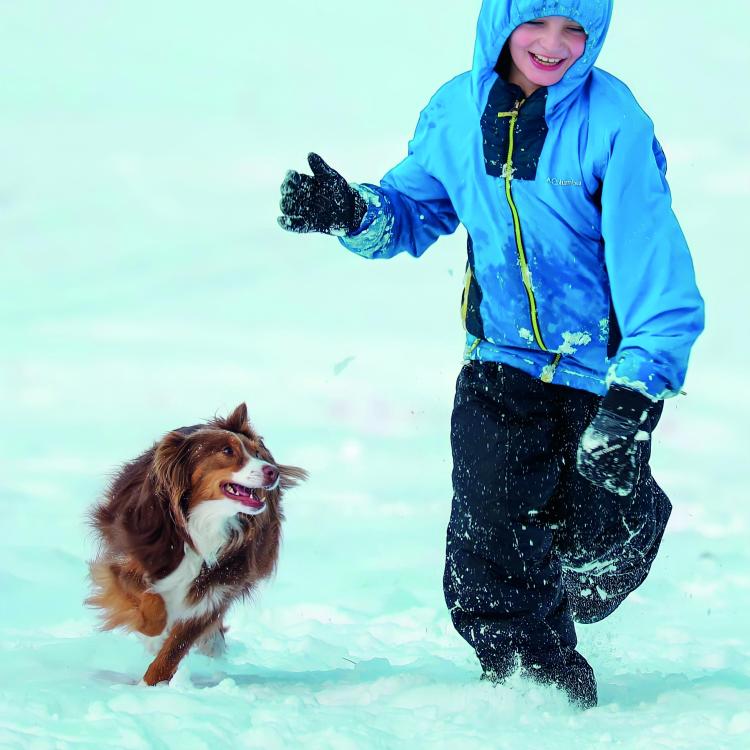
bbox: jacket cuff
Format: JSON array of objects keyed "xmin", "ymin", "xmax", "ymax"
[
  {"xmin": 338, "ymin": 184, "xmax": 395, "ymax": 259},
  {"xmin": 605, "ymin": 354, "xmax": 679, "ymax": 400}
]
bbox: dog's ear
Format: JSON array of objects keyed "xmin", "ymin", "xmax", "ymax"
[
  {"xmin": 224, "ymin": 402, "xmax": 250, "ymax": 434},
  {"xmin": 107, "ymin": 437, "xmax": 192, "ymax": 578},
  {"xmin": 278, "ymin": 464, "xmax": 309, "ymax": 490},
  {"xmin": 152, "ymin": 431, "xmax": 193, "ymax": 539}
]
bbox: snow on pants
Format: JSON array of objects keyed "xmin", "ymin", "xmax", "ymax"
[{"xmin": 443, "ymin": 360, "xmax": 672, "ymax": 677}]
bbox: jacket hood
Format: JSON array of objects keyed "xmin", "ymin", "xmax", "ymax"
[{"xmin": 471, "ymin": 0, "xmax": 614, "ymax": 112}]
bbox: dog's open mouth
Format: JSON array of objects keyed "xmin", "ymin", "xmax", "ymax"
[{"xmin": 221, "ymin": 482, "xmax": 265, "ymax": 510}]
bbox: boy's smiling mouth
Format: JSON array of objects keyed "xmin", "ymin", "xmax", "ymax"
[{"xmin": 529, "ymin": 52, "xmax": 566, "ymax": 70}]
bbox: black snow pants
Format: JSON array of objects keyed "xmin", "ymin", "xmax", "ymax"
[{"xmin": 443, "ymin": 361, "xmax": 672, "ymax": 705}]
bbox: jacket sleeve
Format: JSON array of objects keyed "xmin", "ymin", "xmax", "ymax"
[
  {"xmin": 338, "ymin": 108, "xmax": 460, "ymax": 260},
  {"xmin": 600, "ymin": 110, "xmax": 705, "ymax": 399}
]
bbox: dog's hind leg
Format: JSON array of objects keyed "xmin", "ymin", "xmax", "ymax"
[
  {"xmin": 196, "ymin": 620, "xmax": 227, "ymax": 658},
  {"xmin": 87, "ymin": 560, "xmax": 166, "ymax": 636},
  {"xmin": 138, "ymin": 591, "xmax": 168, "ymax": 637}
]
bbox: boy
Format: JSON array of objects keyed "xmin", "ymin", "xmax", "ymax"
[{"xmin": 278, "ymin": 0, "xmax": 704, "ymax": 709}]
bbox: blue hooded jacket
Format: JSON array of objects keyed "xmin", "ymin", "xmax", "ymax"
[{"xmin": 340, "ymin": 0, "xmax": 704, "ymax": 399}]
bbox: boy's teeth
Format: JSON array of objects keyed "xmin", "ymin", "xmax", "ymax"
[{"xmin": 533, "ymin": 53, "xmax": 562, "ymax": 64}]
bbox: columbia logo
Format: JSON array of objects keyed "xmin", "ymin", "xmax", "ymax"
[{"xmin": 547, "ymin": 177, "xmax": 582, "ymax": 187}]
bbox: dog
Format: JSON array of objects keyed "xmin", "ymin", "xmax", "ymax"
[{"xmin": 86, "ymin": 402, "xmax": 307, "ymax": 685}]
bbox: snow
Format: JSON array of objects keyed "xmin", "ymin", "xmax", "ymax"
[
  {"xmin": 559, "ymin": 330, "xmax": 593, "ymax": 355},
  {"xmin": 1, "ymin": 1, "xmax": 749, "ymax": 749},
  {"xmin": 519, "ymin": 327, "xmax": 535, "ymax": 344}
]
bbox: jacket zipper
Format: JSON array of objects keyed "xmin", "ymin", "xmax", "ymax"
[{"xmin": 498, "ymin": 99, "xmax": 561, "ymax": 382}]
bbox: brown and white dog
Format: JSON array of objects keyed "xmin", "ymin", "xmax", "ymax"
[{"xmin": 86, "ymin": 403, "xmax": 307, "ymax": 685}]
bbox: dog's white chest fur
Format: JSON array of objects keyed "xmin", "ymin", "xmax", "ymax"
[{"xmin": 152, "ymin": 499, "xmax": 241, "ymax": 626}]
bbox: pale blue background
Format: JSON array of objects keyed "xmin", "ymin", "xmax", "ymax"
[{"xmin": 1, "ymin": 2, "xmax": 748, "ymax": 748}]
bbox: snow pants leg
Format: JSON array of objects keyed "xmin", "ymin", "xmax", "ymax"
[{"xmin": 443, "ymin": 361, "xmax": 671, "ymax": 707}]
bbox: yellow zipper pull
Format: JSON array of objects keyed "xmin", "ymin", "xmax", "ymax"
[{"xmin": 497, "ymin": 100, "xmax": 525, "ymax": 120}]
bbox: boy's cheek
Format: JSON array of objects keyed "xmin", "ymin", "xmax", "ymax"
[
  {"xmin": 571, "ymin": 38, "xmax": 586, "ymax": 61},
  {"xmin": 511, "ymin": 29, "xmax": 533, "ymax": 45},
  {"xmin": 508, "ymin": 27, "xmax": 535, "ymax": 51}
]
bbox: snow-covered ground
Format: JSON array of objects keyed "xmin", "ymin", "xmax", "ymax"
[{"xmin": 1, "ymin": 1, "xmax": 748, "ymax": 748}]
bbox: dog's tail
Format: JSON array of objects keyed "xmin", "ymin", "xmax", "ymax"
[{"xmin": 86, "ymin": 559, "xmax": 167, "ymax": 637}]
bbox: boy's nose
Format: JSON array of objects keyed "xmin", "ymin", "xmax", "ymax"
[{"xmin": 539, "ymin": 32, "xmax": 566, "ymax": 54}]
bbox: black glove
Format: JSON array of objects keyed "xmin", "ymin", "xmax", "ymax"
[
  {"xmin": 576, "ymin": 385, "xmax": 655, "ymax": 497},
  {"xmin": 277, "ymin": 153, "xmax": 367, "ymax": 236}
]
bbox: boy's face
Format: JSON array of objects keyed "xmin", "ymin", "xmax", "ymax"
[{"xmin": 507, "ymin": 16, "xmax": 587, "ymax": 94}]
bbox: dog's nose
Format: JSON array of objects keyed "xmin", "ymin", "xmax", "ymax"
[{"xmin": 263, "ymin": 465, "xmax": 279, "ymax": 485}]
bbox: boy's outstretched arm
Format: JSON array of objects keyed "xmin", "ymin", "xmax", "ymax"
[
  {"xmin": 277, "ymin": 151, "xmax": 459, "ymax": 258},
  {"xmin": 278, "ymin": 103, "xmax": 460, "ymax": 258},
  {"xmin": 339, "ymin": 154, "xmax": 460, "ymax": 260},
  {"xmin": 599, "ymin": 111, "xmax": 705, "ymax": 401}
]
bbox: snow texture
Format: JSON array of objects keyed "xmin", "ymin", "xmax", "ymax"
[{"xmin": 0, "ymin": 1, "xmax": 748, "ymax": 749}]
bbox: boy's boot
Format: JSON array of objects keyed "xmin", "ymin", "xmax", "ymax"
[
  {"xmin": 481, "ymin": 649, "xmax": 597, "ymax": 710},
  {"xmin": 521, "ymin": 650, "xmax": 597, "ymax": 710}
]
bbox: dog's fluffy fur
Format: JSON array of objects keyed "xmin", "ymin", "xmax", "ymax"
[{"xmin": 86, "ymin": 403, "xmax": 307, "ymax": 685}]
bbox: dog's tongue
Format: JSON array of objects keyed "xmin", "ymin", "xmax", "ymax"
[
  {"xmin": 231, "ymin": 484, "xmax": 263, "ymax": 509},
  {"xmin": 241, "ymin": 494, "xmax": 263, "ymax": 509},
  {"xmin": 223, "ymin": 482, "xmax": 263, "ymax": 509}
]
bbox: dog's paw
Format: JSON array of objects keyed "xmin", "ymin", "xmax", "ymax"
[{"xmin": 139, "ymin": 674, "xmax": 170, "ymax": 687}]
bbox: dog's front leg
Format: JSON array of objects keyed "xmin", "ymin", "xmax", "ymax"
[{"xmin": 142, "ymin": 617, "xmax": 210, "ymax": 686}]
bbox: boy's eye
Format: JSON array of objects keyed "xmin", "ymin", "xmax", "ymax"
[{"xmin": 567, "ymin": 26, "xmax": 586, "ymax": 34}]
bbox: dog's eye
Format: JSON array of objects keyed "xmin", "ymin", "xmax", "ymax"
[{"xmin": 222, "ymin": 446, "xmax": 234, "ymax": 457}]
